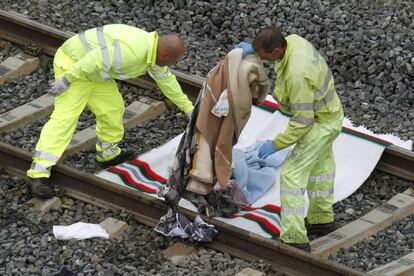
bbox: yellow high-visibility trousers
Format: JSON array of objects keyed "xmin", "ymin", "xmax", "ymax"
[
  {"xmin": 279, "ymin": 115, "xmax": 343, "ymax": 244},
  {"xmin": 27, "ymin": 49, "xmax": 125, "ymax": 178}
]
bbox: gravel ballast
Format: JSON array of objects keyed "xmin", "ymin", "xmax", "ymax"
[
  {"xmin": 1, "ymin": 0, "xmax": 414, "ymax": 271},
  {"xmin": 0, "ymin": 55, "xmax": 52, "ymax": 114},
  {"xmin": 2, "ymin": 0, "xmax": 414, "ymax": 142},
  {"xmin": 0, "ymin": 170, "xmax": 271, "ymax": 275},
  {"xmin": 0, "ymin": 39, "xmax": 23, "ymax": 61},
  {"xmin": 330, "ymin": 214, "xmax": 414, "ymax": 271}
]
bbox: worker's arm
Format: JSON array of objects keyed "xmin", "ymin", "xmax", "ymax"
[
  {"xmin": 147, "ymin": 65, "xmax": 194, "ymax": 113},
  {"xmin": 273, "ymin": 74, "xmax": 314, "ymax": 149},
  {"xmin": 64, "ymin": 48, "xmax": 113, "ymax": 83}
]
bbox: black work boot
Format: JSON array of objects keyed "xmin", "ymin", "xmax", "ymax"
[
  {"xmin": 98, "ymin": 149, "xmax": 137, "ymax": 168},
  {"xmin": 30, "ymin": 177, "xmax": 54, "ymax": 199},
  {"xmin": 282, "ymin": 241, "xmax": 311, "ymax": 252},
  {"xmin": 306, "ymin": 221, "xmax": 336, "ymax": 236}
]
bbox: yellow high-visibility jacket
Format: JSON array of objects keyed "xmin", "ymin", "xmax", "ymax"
[
  {"xmin": 273, "ymin": 34, "xmax": 343, "ymax": 149},
  {"xmin": 60, "ymin": 24, "xmax": 193, "ymax": 113}
]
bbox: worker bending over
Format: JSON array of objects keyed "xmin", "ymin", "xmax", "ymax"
[
  {"xmin": 28, "ymin": 24, "xmax": 194, "ymax": 199},
  {"xmin": 237, "ymin": 27, "xmax": 344, "ymax": 252}
]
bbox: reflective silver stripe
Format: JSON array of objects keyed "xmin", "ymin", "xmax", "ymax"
[
  {"xmin": 289, "ymin": 102, "xmax": 314, "ymax": 111},
  {"xmin": 308, "ymin": 187, "xmax": 334, "ymax": 198},
  {"xmin": 148, "ymin": 69, "xmax": 170, "ymax": 79},
  {"xmin": 151, "ymin": 65, "xmax": 163, "ymax": 70},
  {"xmin": 100, "ymin": 143, "xmax": 118, "ymax": 150},
  {"xmin": 100, "ymin": 71, "xmax": 112, "ymax": 81},
  {"xmin": 312, "ymin": 46, "xmax": 334, "ymax": 100},
  {"xmin": 290, "ymin": 116, "xmax": 314, "ymax": 125},
  {"xmin": 112, "ymin": 41, "xmax": 129, "ymax": 80},
  {"xmin": 99, "ymin": 148, "xmax": 118, "ymax": 158},
  {"xmin": 97, "ymin": 139, "xmax": 118, "ymax": 150},
  {"xmin": 280, "ymin": 187, "xmax": 305, "ymax": 196},
  {"xmin": 79, "ymin": 32, "xmax": 92, "ymax": 52},
  {"xmin": 34, "ymin": 151, "xmax": 59, "ymax": 163},
  {"xmin": 314, "ymin": 89, "xmax": 335, "ymax": 110},
  {"xmin": 96, "ymin": 26, "xmax": 112, "ymax": 81},
  {"xmin": 30, "ymin": 162, "xmax": 51, "ymax": 173},
  {"xmin": 315, "ymin": 69, "xmax": 333, "ymax": 99},
  {"xmin": 309, "ymin": 171, "xmax": 335, "ymax": 183},
  {"xmin": 291, "ymin": 89, "xmax": 335, "ymax": 111},
  {"xmin": 282, "ymin": 207, "xmax": 304, "ymax": 215}
]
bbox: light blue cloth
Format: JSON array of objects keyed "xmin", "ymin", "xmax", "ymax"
[{"xmin": 232, "ymin": 143, "xmax": 290, "ymax": 204}]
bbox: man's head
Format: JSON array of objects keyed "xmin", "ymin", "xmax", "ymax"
[
  {"xmin": 252, "ymin": 27, "xmax": 287, "ymax": 61},
  {"xmin": 156, "ymin": 35, "xmax": 185, "ymax": 66}
]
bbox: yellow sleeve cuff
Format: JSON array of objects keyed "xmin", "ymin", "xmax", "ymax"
[{"xmin": 273, "ymin": 135, "xmax": 289, "ymax": 151}]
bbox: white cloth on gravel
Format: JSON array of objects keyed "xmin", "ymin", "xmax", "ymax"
[{"xmin": 53, "ymin": 222, "xmax": 109, "ymax": 240}]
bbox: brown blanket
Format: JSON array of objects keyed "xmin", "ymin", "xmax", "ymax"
[{"xmin": 190, "ymin": 49, "xmax": 270, "ymax": 192}]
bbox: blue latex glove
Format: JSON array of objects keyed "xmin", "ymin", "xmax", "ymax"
[
  {"xmin": 258, "ymin": 140, "xmax": 277, "ymax": 159},
  {"xmin": 235, "ymin": 42, "xmax": 255, "ymax": 59}
]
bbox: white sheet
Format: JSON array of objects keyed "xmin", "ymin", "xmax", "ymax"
[{"xmin": 97, "ymin": 96, "xmax": 412, "ymax": 238}]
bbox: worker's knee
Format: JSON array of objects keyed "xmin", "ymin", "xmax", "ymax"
[{"xmin": 49, "ymin": 112, "xmax": 79, "ymax": 125}]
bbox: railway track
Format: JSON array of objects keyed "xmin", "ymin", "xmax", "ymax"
[{"xmin": 1, "ymin": 9, "xmax": 414, "ymax": 275}]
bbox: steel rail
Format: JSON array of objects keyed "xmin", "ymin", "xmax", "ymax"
[
  {"xmin": 0, "ymin": 9, "xmax": 412, "ymax": 182},
  {"xmin": 0, "ymin": 142, "xmax": 364, "ymax": 275}
]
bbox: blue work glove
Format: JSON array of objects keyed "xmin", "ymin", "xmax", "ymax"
[
  {"xmin": 235, "ymin": 42, "xmax": 255, "ymax": 59},
  {"xmin": 258, "ymin": 140, "xmax": 278, "ymax": 159}
]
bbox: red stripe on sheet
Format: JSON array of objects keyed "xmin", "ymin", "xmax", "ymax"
[
  {"xmin": 130, "ymin": 159, "xmax": 168, "ymax": 183},
  {"xmin": 110, "ymin": 166, "xmax": 157, "ymax": 193},
  {"xmin": 243, "ymin": 204, "xmax": 281, "ymax": 213},
  {"xmin": 341, "ymin": 126, "xmax": 392, "ymax": 146},
  {"xmin": 262, "ymin": 99, "xmax": 280, "ymax": 109},
  {"xmin": 230, "ymin": 213, "xmax": 280, "ymax": 235}
]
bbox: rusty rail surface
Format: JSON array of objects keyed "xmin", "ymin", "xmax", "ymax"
[
  {"xmin": 0, "ymin": 9, "xmax": 412, "ymax": 182},
  {"xmin": 0, "ymin": 142, "xmax": 364, "ymax": 276},
  {"xmin": 377, "ymin": 145, "xmax": 414, "ymax": 181}
]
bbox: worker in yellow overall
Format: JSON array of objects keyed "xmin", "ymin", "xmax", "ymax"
[
  {"xmin": 28, "ymin": 24, "xmax": 194, "ymax": 199},
  {"xmin": 237, "ymin": 27, "xmax": 344, "ymax": 252}
]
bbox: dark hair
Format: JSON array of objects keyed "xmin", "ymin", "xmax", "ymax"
[{"xmin": 252, "ymin": 27, "xmax": 286, "ymax": 53}]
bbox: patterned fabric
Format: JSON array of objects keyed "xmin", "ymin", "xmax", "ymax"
[
  {"xmin": 154, "ymin": 211, "xmax": 218, "ymax": 242},
  {"xmin": 164, "ymin": 91, "xmax": 201, "ymax": 211},
  {"xmin": 106, "ymin": 157, "xmax": 282, "ymax": 238}
]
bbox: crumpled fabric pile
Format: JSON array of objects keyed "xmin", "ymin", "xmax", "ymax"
[
  {"xmin": 154, "ymin": 208, "xmax": 217, "ymax": 243},
  {"xmin": 233, "ymin": 141, "xmax": 290, "ymax": 204}
]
